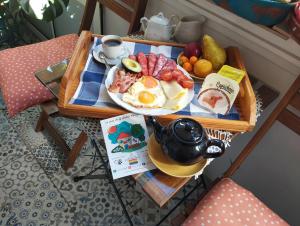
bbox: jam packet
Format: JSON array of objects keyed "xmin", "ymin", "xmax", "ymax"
[{"xmin": 198, "ymin": 73, "xmax": 239, "ymax": 115}]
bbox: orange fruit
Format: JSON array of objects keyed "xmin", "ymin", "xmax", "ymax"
[
  {"xmin": 183, "ymin": 62, "xmax": 193, "ymax": 72},
  {"xmin": 179, "ymin": 55, "xmax": 189, "ymax": 65},
  {"xmin": 189, "ymin": 56, "xmax": 198, "ymax": 65},
  {"xmin": 193, "ymin": 59, "xmax": 213, "ymax": 78}
]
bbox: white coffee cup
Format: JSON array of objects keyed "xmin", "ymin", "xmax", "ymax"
[{"xmin": 101, "ymin": 35, "xmax": 124, "ymax": 59}]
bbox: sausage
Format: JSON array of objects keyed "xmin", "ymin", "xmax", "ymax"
[
  {"xmin": 137, "ymin": 52, "xmax": 148, "ymax": 76},
  {"xmin": 157, "ymin": 59, "xmax": 177, "ymax": 78},
  {"xmin": 148, "ymin": 53, "xmax": 157, "ymax": 76},
  {"xmin": 128, "ymin": 55, "xmax": 137, "ymax": 61},
  {"xmin": 160, "ymin": 59, "xmax": 176, "ymax": 71},
  {"xmin": 153, "ymin": 54, "xmax": 168, "ymax": 77}
]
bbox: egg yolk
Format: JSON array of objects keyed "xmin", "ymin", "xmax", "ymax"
[
  {"xmin": 138, "ymin": 91, "xmax": 155, "ymax": 104},
  {"xmin": 142, "ymin": 76, "xmax": 158, "ymax": 88}
]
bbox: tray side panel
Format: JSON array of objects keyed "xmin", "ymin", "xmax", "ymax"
[
  {"xmin": 58, "ymin": 31, "xmax": 92, "ymax": 108},
  {"xmin": 226, "ymin": 47, "xmax": 256, "ymax": 131},
  {"xmin": 93, "ymin": 34, "xmax": 186, "ymax": 48}
]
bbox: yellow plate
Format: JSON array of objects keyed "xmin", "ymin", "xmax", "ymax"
[{"xmin": 148, "ymin": 134, "xmax": 207, "ymax": 178}]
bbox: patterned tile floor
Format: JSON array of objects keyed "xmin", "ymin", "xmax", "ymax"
[{"xmin": 0, "ymin": 92, "xmax": 204, "ymax": 226}]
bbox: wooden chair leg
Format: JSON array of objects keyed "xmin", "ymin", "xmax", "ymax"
[
  {"xmin": 36, "ymin": 102, "xmax": 87, "ymax": 171},
  {"xmin": 36, "ymin": 101, "xmax": 59, "ymax": 132},
  {"xmin": 63, "ymin": 131, "xmax": 88, "ymax": 171},
  {"xmin": 35, "ymin": 110, "xmax": 48, "ymax": 132},
  {"xmin": 44, "ymin": 118, "xmax": 71, "ymax": 156}
]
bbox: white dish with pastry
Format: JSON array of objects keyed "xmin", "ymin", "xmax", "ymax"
[{"xmin": 105, "ymin": 52, "xmax": 195, "ymax": 116}]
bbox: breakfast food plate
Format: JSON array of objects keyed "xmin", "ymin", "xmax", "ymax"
[
  {"xmin": 105, "ymin": 63, "xmax": 195, "ymax": 116},
  {"xmin": 92, "ymin": 44, "xmax": 130, "ymax": 65}
]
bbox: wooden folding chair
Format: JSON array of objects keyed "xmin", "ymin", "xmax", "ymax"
[
  {"xmin": 80, "ymin": 0, "xmax": 148, "ymax": 34},
  {"xmin": 183, "ymin": 75, "xmax": 300, "ymax": 226},
  {"xmin": 35, "ymin": 0, "xmax": 148, "ymax": 171}
]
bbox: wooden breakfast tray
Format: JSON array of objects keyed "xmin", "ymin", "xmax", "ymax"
[{"xmin": 58, "ymin": 31, "xmax": 256, "ymax": 132}]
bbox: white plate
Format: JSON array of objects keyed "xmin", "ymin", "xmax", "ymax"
[
  {"xmin": 92, "ymin": 44, "xmax": 130, "ymax": 65},
  {"xmin": 105, "ymin": 64, "xmax": 195, "ymax": 116}
]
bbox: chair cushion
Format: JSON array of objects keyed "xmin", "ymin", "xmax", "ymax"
[
  {"xmin": 183, "ymin": 178, "xmax": 289, "ymax": 226},
  {"xmin": 0, "ymin": 34, "xmax": 78, "ymax": 117}
]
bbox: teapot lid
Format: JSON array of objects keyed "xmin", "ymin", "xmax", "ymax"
[
  {"xmin": 150, "ymin": 12, "xmax": 169, "ymax": 25},
  {"xmin": 173, "ymin": 118, "xmax": 203, "ymax": 144}
]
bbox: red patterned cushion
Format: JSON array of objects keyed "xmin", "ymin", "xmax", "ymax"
[
  {"xmin": 0, "ymin": 34, "xmax": 78, "ymax": 117},
  {"xmin": 183, "ymin": 178, "xmax": 289, "ymax": 226}
]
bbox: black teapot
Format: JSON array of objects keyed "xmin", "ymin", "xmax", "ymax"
[{"xmin": 148, "ymin": 117, "xmax": 225, "ymax": 165}]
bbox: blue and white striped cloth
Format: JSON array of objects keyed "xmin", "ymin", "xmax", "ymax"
[{"xmin": 69, "ymin": 37, "xmax": 239, "ymax": 120}]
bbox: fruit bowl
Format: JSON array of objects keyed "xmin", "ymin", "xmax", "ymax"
[
  {"xmin": 177, "ymin": 52, "xmax": 205, "ymax": 81},
  {"xmin": 177, "ymin": 52, "xmax": 217, "ymax": 81}
]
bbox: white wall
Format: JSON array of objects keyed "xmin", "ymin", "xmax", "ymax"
[{"xmin": 103, "ymin": 0, "xmax": 300, "ymax": 225}]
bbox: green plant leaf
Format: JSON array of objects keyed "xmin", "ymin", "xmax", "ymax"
[
  {"xmin": 17, "ymin": 0, "xmax": 69, "ymax": 21},
  {"xmin": 41, "ymin": 2, "xmax": 55, "ymax": 22}
]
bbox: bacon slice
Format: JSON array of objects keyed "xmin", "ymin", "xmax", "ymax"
[
  {"xmin": 128, "ymin": 55, "xmax": 137, "ymax": 61},
  {"xmin": 119, "ymin": 72, "xmax": 138, "ymax": 93},
  {"xmin": 137, "ymin": 52, "xmax": 148, "ymax": 76},
  {"xmin": 148, "ymin": 53, "xmax": 157, "ymax": 76},
  {"xmin": 153, "ymin": 54, "xmax": 168, "ymax": 77},
  {"xmin": 136, "ymin": 72, "xmax": 143, "ymax": 79},
  {"xmin": 108, "ymin": 69, "xmax": 138, "ymax": 93},
  {"xmin": 108, "ymin": 69, "xmax": 124, "ymax": 93}
]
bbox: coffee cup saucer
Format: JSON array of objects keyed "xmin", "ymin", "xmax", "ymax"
[{"xmin": 92, "ymin": 44, "xmax": 130, "ymax": 65}]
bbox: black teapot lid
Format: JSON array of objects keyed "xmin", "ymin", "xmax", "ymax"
[{"xmin": 173, "ymin": 118, "xmax": 203, "ymax": 144}]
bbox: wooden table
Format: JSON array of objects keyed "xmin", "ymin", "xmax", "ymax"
[
  {"xmin": 37, "ymin": 32, "xmax": 278, "ymax": 209},
  {"xmin": 36, "ymin": 58, "xmax": 278, "ymax": 209},
  {"xmin": 34, "ymin": 63, "xmax": 279, "ymax": 226}
]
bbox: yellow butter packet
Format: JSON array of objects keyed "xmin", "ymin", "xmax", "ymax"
[{"xmin": 218, "ymin": 65, "xmax": 245, "ymax": 83}]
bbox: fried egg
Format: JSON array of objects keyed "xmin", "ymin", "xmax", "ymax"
[{"xmin": 122, "ymin": 76, "xmax": 166, "ymax": 108}]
